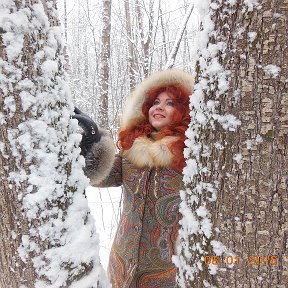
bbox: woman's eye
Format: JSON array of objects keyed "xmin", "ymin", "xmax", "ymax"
[
  {"xmin": 167, "ymin": 101, "xmax": 174, "ymax": 106},
  {"xmin": 153, "ymin": 100, "xmax": 160, "ymax": 105}
]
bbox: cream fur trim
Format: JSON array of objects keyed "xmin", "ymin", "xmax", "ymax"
[
  {"xmin": 121, "ymin": 69, "xmax": 194, "ymax": 130},
  {"xmin": 123, "ymin": 136, "xmax": 179, "ymax": 168}
]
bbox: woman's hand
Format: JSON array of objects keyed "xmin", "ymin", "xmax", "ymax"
[{"xmin": 73, "ymin": 107, "xmax": 101, "ymax": 155}]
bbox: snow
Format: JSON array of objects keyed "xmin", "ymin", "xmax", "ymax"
[
  {"xmin": 227, "ymin": 0, "xmax": 237, "ymax": 5},
  {"xmin": 179, "ymin": 201, "xmax": 200, "ymax": 235},
  {"xmin": 264, "ymin": 64, "xmax": 281, "ymax": 78},
  {"xmin": 203, "ymin": 279, "xmax": 217, "ymax": 288},
  {"xmin": 244, "ymin": 0, "xmax": 261, "ymax": 11},
  {"xmin": 11, "ymin": 231, "xmax": 17, "ymax": 240},
  {"xmin": 248, "ymin": 31, "xmax": 257, "ymax": 42},
  {"xmin": 19, "ymin": 91, "xmax": 36, "ymax": 111},
  {"xmin": 211, "ymin": 240, "xmax": 227, "ymax": 255},
  {"xmin": 233, "ymin": 153, "xmax": 242, "ymax": 163},
  {"xmin": 208, "ymin": 264, "xmax": 218, "ymax": 275},
  {"xmin": 255, "ymin": 134, "xmax": 263, "ymax": 144},
  {"xmin": 0, "ymin": 112, "xmax": 6, "ymax": 124},
  {"xmin": 214, "ymin": 142, "xmax": 224, "ymax": 150},
  {"xmin": 183, "ymin": 158, "xmax": 198, "ymax": 184},
  {"xmin": 86, "ymin": 186, "xmax": 122, "ymax": 269},
  {"xmin": 4, "ymin": 96, "xmax": 16, "ymax": 117},
  {"xmin": 196, "ymin": 206, "xmax": 208, "ymax": 218},
  {"xmin": 200, "ymin": 217, "xmax": 212, "ymax": 238},
  {"xmin": 32, "ymin": 3, "xmax": 50, "ymax": 28},
  {"xmin": 3, "ymin": 32, "xmax": 25, "ymax": 61},
  {"xmin": 210, "ymin": 3, "xmax": 219, "ymax": 10},
  {"xmin": 246, "ymin": 134, "xmax": 263, "ymax": 149},
  {"xmin": 41, "ymin": 60, "xmax": 59, "ymax": 78},
  {"xmin": 246, "ymin": 139, "xmax": 253, "ymax": 149},
  {"xmin": 214, "ymin": 114, "xmax": 241, "ymax": 131}
]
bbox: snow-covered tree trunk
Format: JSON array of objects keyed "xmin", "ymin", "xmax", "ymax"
[
  {"xmin": 175, "ymin": 0, "xmax": 288, "ymax": 287},
  {"xmin": 0, "ymin": 1, "xmax": 109, "ymax": 287}
]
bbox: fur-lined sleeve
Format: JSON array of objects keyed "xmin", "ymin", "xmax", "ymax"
[
  {"xmin": 96, "ymin": 153, "xmax": 122, "ymax": 187},
  {"xmin": 84, "ymin": 129, "xmax": 117, "ymax": 186}
]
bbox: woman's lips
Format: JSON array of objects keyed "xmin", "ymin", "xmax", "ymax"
[{"xmin": 153, "ymin": 114, "xmax": 165, "ymax": 119}]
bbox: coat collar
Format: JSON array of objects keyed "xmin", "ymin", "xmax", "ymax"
[{"xmin": 122, "ymin": 134, "xmax": 179, "ymax": 168}]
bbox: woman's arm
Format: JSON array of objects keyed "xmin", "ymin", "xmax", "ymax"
[
  {"xmin": 73, "ymin": 107, "xmax": 121, "ymax": 186},
  {"xmin": 93, "ymin": 153, "xmax": 122, "ymax": 187},
  {"xmin": 84, "ymin": 129, "xmax": 121, "ymax": 187}
]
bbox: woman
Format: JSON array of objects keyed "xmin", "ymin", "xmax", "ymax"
[{"xmin": 74, "ymin": 69, "xmax": 194, "ymax": 287}]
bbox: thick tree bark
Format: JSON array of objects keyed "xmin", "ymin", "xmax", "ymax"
[{"xmin": 177, "ymin": 0, "xmax": 288, "ymax": 287}]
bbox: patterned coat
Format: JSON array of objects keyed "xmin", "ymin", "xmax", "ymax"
[{"xmin": 84, "ymin": 69, "xmax": 194, "ymax": 287}]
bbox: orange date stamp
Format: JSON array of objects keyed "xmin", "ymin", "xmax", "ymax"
[{"xmin": 203, "ymin": 255, "xmax": 282, "ymax": 265}]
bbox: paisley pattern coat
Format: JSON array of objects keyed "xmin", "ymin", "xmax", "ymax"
[
  {"xmin": 85, "ymin": 69, "xmax": 194, "ymax": 287},
  {"xmin": 98, "ymin": 151, "xmax": 184, "ymax": 287}
]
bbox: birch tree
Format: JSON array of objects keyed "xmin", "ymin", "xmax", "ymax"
[
  {"xmin": 0, "ymin": 1, "xmax": 108, "ymax": 287},
  {"xmin": 175, "ymin": 0, "xmax": 288, "ymax": 287}
]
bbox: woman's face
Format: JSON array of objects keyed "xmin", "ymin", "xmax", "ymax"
[{"xmin": 148, "ymin": 91, "xmax": 176, "ymax": 131}]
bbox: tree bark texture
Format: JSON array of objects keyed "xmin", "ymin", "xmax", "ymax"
[{"xmin": 178, "ymin": 0, "xmax": 288, "ymax": 287}]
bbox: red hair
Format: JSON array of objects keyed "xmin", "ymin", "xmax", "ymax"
[{"xmin": 118, "ymin": 84, "xmax": 191, "ymax": 171}]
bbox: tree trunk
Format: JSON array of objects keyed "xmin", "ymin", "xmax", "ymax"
[
  {"xmin": 135, "ymin": 0, "xmax": 153, "ymax": 77},
  {"xmin": 176, "ymin": 0, "xmax": 288, "ymax": 287},
  {"xmin": 0, "ymin": 1, "xmax": 108, "ymax": 287},
  {"xmin": 124, "ymin": 0, "xmax": 137, "ymax": 90},
  {"xmin": 159, "ymin": 2, "xmax": 168, "ymax": 64},
  {"xmin": 98, "ymin": 0, "xmax": 112, "ymax": 129}
]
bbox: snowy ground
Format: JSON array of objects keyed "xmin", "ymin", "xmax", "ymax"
[{"xmin": 86, "ymin": 186, "xmax": 122, "ymax": 269}]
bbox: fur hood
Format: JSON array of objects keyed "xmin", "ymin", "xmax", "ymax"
[
  {"xmin": 120, "ymin": 69, "xmax": 194, "ymax": 169},
  {"xmin": 120, "ymin": 69, "xmax": 194, "ymax": 130}
]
